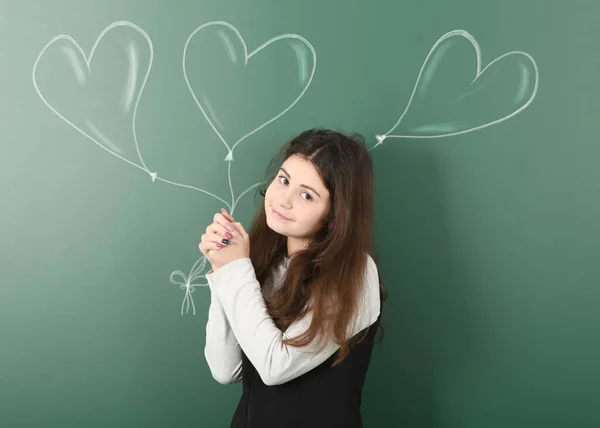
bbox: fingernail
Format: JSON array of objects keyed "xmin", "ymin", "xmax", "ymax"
[
  {"xmin": 217, "ymin": 243, "xmax": 224, "ymax": 248},
  {"xmin": 225, "ymin": 223, "xmax": 233, "ymax": 232},
  {"xmin": 225, "ymin": 232, "xmax": 233, "ymax": 240}
]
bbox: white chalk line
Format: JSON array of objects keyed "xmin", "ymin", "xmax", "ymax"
[
  {"xmin": 86, "ymin": 120, "xmax": 124, "ymax": 154},
  {"xmin": 123, "ymin": 41, "xmax": 138, "ymax": 113},
  {"xmin": 371, "ymin": 29, "xmax": 539, "ymax": 151},
  {"xmin": 182, "ymin": 21, "xmax": 317, "ymax": 158},
  {"xmin": 33, "ymin": 21, "xmax": 155, "ymax": 176}
]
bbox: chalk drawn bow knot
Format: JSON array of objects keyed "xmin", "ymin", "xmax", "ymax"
[{"xmin": 169, "ymin": 257, "xmax": 210, "ymax": 315}]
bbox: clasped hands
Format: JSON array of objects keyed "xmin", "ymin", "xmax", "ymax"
[{"xmin": 199, "ymin": 208, "xmax": 250, "ymax": 272}]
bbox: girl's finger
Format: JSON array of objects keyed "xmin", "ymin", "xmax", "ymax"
[
  {"xmin": 221, "ymin": 208, "xmax": 235, "ymax": 222},
  {"xmin": 213, "ymin": 212, "xmax": 234, "ymax": 233},
  {"xmin": 201, "ymin": 233, "xmax": 228, "ymax": 250},
  {"xmin": 229, "ymin": 221, "xmax": 247, "ymax": 237},
  {"xmin": 199, "ymin": 241, "xmax": 220, "ymax": 255},
  {"xmin": 207, "ymin": 222, "xmax": 232, "ymax": 240}
]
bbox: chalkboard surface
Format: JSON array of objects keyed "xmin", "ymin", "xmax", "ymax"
[{"xmin": 1, "ymin": 1, "xmax": 599, "ymax": 427}]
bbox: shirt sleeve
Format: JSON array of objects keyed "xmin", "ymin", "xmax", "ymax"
[
  {"xmin": 203, "ymin": 268, "xmax": 243, "ymax": 385},
  {"xmin": 205, "ymin": 255, "xmax": 381, "ymax": 386}
]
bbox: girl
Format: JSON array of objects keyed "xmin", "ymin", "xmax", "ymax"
[{"xmin": 199, "ymin": 128, "xmax": 387, "ymax": 428}]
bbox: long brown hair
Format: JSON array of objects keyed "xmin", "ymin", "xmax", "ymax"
[{"xmin": 248, "ymin": 128, "xmax": 387, "ymax": 366}]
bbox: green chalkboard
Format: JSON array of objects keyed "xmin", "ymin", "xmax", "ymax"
[{"xmin": 2, "ymin": 1, "xmax": 599, "ymax": 427}]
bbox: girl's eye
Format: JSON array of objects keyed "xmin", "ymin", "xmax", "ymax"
[{"xmin": 278, "ymin": 176, "xmax": 313, "ymax": 201}]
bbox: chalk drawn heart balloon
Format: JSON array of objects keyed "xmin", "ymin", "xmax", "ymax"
[
  {"xmin": 183, "ymin": 21, "xmax": 316, "ymax": 161},
  {"xmin": 32, "ymin": 21, "xmax": 156, "ymax": 179},
  {"xmin": 375, "ymin": 29, "xmax": 539, "ymax": 146}
]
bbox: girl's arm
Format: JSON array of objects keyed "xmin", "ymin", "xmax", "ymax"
[
  {"xmin": 204, "ymin": 268, "xmax": 243, "ymax": 384},
  {"xmin": 205, "ymin": 254, "xmax": 380, "ymax": 386}
]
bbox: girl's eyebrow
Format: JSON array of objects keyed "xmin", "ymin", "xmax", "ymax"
[{"xmin": 279, "ymin": 167, "xmax": 322, "ymax": 199}]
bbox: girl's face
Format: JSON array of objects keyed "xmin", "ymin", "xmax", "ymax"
[{"xmin": 264, "ymin": 154, "xmax": 331, "ymax": 253}]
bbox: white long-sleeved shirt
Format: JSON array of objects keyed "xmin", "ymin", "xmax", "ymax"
[{"xmin": 204, "ymin": 254, "xmax": 381, "ymax": 386}]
